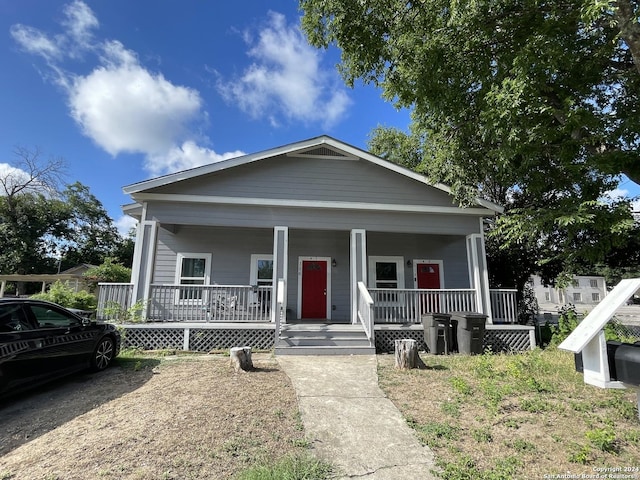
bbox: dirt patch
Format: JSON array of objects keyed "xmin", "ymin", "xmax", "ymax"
[{"xmin": 0, "ymin": 354, "xmax": 308, "ymax": 480}]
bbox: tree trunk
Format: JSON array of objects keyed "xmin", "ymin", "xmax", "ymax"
[
  {"xmin": 394, "ymin": 339, "xmax": 425, "ymax": 369},
  {"xmin": 230, "ymin": 346, "xmax": 253, "ymax": 372}
]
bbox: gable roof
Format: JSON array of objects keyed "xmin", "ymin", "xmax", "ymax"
[{"xmin": 123, "ymin": 135, "xmax": 503, "ymax": 213}]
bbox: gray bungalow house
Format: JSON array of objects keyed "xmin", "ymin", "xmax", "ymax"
[{"xmin": 99, "ymin": 136, "xmax": 530, "ymax": 354}]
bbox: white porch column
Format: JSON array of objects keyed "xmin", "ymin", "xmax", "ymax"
[
  {"xmin": 350, "ymin": 229, "xmax": 367, "ymax": 324},
  {"xmin": 271, "ymin": 226, "xmax": 289, "ymax": 323},
  {"xmin": 466, "ymin": 232, "xmax": 493, "ymax": 323},
  {"xmin": 131, "ymin": 220, "xmax": 158, "ymax": 315}
]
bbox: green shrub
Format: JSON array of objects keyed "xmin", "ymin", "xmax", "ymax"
[
  {"xmin": 30, "ymin": 280, "xmax": 97, "ymax": 310},
  {"xmin": 550, "ymin": 304, "xmax": 580, "ymax": 345}
]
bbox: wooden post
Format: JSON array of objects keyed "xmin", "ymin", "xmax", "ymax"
[
  {"xmin": 394, "ymin": 339, "xmax": 425, "ymax": 369},
  {"xmin": 230, "ymin": 346, "xmax": 253, "ymax": 372}
]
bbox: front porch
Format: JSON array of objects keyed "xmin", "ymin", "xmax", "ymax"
[
  {"xmin": 97, "ymin": 282, "xmax": 519, "ymax": 324},
  {"xmin": 98, "ymin": 282, "xmax": 533, "ymax": 353}
]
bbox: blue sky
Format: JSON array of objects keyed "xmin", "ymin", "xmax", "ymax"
[
  {"xmin": 0, "ymin": 0, "xmax": 410, "ymax": 233},
  {"xmin": 1, "ymin": 1, "xmax": 638, "ymax": 235}
]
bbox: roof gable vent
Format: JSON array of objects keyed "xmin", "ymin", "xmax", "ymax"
[{"xmin": 289, "ymin": 145, "xmax": 358, "ymax": 160}]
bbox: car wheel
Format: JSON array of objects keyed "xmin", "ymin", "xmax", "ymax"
[{"xmin": 91, "ymin": 337, "xmax": 115, "ymax": 371}]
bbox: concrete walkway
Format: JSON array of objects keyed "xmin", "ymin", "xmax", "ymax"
[{"xmin": 277, "ymin": 355, "xmax": 437, "ymax": 479}]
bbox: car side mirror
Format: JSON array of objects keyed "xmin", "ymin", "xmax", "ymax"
[{"xmin": 81, "ymin": 317, "xmax": 92, "ymax": 327}]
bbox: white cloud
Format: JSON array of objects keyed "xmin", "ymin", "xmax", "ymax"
[
  {"xmin": 69, "ymin": 41, "xmax": 203, "ymax": 157},
  {"xmin": 0, "ymin": 163, "xmax": 30, "ymax": 195},
  {"xmin": 114, "ymin": 215, "xmax": 138, "ymax": 237},
  {"xmin": 10, "ymin": 24, "xmax": 63, "ymax": 62},
  {"xmin": 61, "ymin": 0, "xmax": 98, "ymax": 50},
  {"xmin": 218, "ymin": 11, "xmax": 351, "ymax": 128},
  {"xmin": 10, "ymin": 1, "xmax": 243, "ymax": 176},
  {"xmin": 147, "ymin": 141, "xmax": 245, "ymax": 177}
]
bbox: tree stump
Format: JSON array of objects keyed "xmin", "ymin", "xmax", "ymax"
[
  {"xmin": 230, "ymin": 346, "xmax": 253, "ymax": 372},
  {"xmin": 394, "ymin": 339, "xmax": 425, "ymax": 369}
]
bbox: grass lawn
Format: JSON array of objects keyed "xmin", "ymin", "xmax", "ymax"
[{"xmin": 378, "ymin": 347, "xmax": 640, "ymax": 480}]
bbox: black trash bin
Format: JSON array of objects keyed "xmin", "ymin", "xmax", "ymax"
[
  {"xmin": 422, "ymin": 313, "xmax": 452, "ymax": 355},
  {"xmin": 451, "ymin": 312, "xmax": 487, "ymax": 355}
]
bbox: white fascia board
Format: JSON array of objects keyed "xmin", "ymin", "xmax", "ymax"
[
  {"xmin": 132, "ymin": 192, "xmax": 497, "ymax": 216},
  {"xmin": 558, "ymin": 278, "xmax": 640, "ymax": 353}
]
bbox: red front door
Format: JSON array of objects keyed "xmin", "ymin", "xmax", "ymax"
[
  {"xmin": 417, "ymin": 263, "xmax": 441, "ymax": 313},
  {"xmin": 417, "ymin": 263, "xmax": 441, "ymax": 289},
  {"xmin": 301, "ymin": 260, "xmax": 327, "ymax": 319}
]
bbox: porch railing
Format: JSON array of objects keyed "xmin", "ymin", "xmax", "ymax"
[
  {"xmin": 356, "ymin": 281, "xmax": 375, "ymax": 345},
  {"xmin": 369, "ymin": 288, "xmax": 477, "ymax": 324},
  {"xmin": 97, "ymin": 283, "xmax": 134, "ymax": 321},
  {"xmin": 490, "ymin": 289, "xmax": 518, "ymax": 323},
  {"xmin": 147, "ymin": 284, "xmax": 272, "ymax": 322}
]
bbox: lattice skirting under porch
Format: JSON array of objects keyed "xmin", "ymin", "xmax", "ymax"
[
  {"xmin": 374, "ymin": 325, "xmax": 535, "ymax": 354},
  {"xmin": 120, "ymin": 323, "xmax": 534, "ymax": 353},
  {"xmin": 121, "ymin": 323, "xmax": 275, "ymax": 352}
]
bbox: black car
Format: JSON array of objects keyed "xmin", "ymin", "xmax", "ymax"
[{"xmin": 0, "ymin": 298, "xmax": 121, "ymax": 398}]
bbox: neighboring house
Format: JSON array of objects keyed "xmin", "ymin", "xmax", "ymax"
[
  {"xmin": 0, "ymin": 264, "xmax": 96, "ymax": 297},
  {"xmin": 531, "ymin": 274, "xmax": 607, "ymax": 312},
  {"xmin": 98, "ymin": 136, "xmax": 529, "ymax": 353}
]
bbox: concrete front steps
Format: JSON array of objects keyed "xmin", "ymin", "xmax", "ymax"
[{"xmin": 274, "ymin": 323, "xmax": 376, "ymax": 355}]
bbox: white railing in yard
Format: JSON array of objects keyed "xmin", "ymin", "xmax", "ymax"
[
  {"xmin": 357, "ymin": 281, "xmax": 375, "ymax": 345},
  {"xmin": 490, "ymin": 289, "xmax": 518, "ymax": 323},
  {"xmin": 97, "ymin": 283, "xmax": 134, "ymax": 321},
  {"xmin": 369, "ymin": 288, "xmax": 477, "ymax": 324}
]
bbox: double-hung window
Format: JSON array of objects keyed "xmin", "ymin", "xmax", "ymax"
[
  {"xmin": 176, "ymin": 253, "xmax": 211, "ymax": 302},
  {"xmin": 250, "ymin": 254, "xmax": 273, "ymax": 306},
  {"xmin": 368, "ymin": 256, "xmax": 405, "ymax": 302}
]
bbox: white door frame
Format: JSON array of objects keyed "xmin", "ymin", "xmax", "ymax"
[
  {"xmin": 297, "ymin": 256, "xmax": 332, "ymax": 320},
  {"xmin": 413, "ymin": 259, "xmax": 445, "ymax": 289}
]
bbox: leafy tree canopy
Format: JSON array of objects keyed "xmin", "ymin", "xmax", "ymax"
[
  {"xmin": 301, "ymin": 0, "xmax": 640, "ymax": 280},
  {"xmin": 0, "ymin": 147, "xmax": 131, "ymax": 274}
]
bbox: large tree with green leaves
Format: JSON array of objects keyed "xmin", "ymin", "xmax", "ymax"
[
  {"xmin": 301, "ymin": 0, "xmax": 640, "ymax": 282},
  {"xmin": 0, "ymin": 147, "xmax": 130, "ymax": 274}
]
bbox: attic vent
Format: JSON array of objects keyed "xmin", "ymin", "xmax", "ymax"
[
  {"xmin": 291, "ymin": 146, "xmax": 358, "ymax": 160},
  {"xmin": 305, "ymin": 147, "xmax": 346, "ymax": 157}
]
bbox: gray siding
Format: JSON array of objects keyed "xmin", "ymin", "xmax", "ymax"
[
  {"xmin": 147, "ymin": 154, "xmax": 458, "ymax": 208},
  {"xmin": 151, "ymin": 226, "xmax": 471, "ymax": 321},
  {"xmin": 145, "ymin": 203, "xmax": 481, "ymax": 236},
  {"xmin": 367, "ymin": 232, "xmax": 470, "ymax": 289}
]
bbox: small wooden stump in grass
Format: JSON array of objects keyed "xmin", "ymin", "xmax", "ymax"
[
  {"xmin": 394, "ymin": 339, "xmax": 425, "ymax": 369},
  {"xmin": 230, "ymin": 346, "xmax": 253, "ymax": 372}
]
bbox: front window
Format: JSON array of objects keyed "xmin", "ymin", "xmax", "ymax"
[
  {"xmin": 592, "ymin": 293, "xmax": 600, "ymax": 302},
  {"xmin": 590, "ymin": 279, "xmax": 598, "ymax": 288},
  {"xmin": 250, "ymin": 254, "xmax": 273, "ymax": 306},
  {"xmin": 176, "ymin": 253, "xmax": 211, "ymax": 302},
  {"xmin": 368, "ymin": 256, "xmax": 405, "ymax": 289},
  {"xmin": 572, "ymin": 279, "xmax": 580, "ymax": 288},
  {"xmin": 573, "ymin": 292, "xmax": 582, "ymax": 302}
]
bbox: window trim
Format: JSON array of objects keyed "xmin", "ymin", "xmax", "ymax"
[
  {"xmin": 368, "ymin": 256, "xmax": 405, "ymax": 289},
  {"xmin": 250, "ymin": 254, "xmax": 273, "ymax": 306},
  {"xmin": 174, "ymin": 253, "xmax": 212, "ymax": 304},
  {"xmin": 250, "ymin": 254, "xmax": 274, "ymax": 287}
]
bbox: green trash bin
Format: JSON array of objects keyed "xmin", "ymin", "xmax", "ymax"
[
  {"xmin": 451, "ymin": 312, "xmax": 487, "ymax": 355},
  {"xmin": 422, "ymin": 313, "xmax": 452, "ymax": 355}
]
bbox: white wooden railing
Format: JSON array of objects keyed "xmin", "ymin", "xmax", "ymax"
[
  {"xmin": 490, "ymin": 289, "xmax": 518, "ymax": 323},
  {"xmin": 356, "ymin": 281, "xmax": 375, "ymax": 345},
  {"xmin": 369, "ymin": 288, "xmax": 477, "ymax": 324}
]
